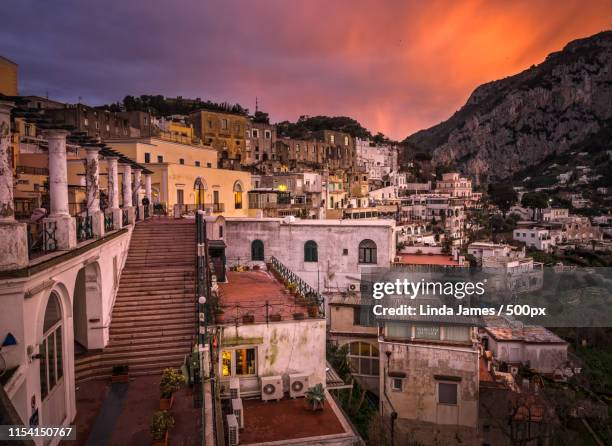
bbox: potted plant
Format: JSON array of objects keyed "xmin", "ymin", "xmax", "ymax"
[
  {"xmin": 215, "ymin": 308, "xmax": 225, "ymax": 324},
  {"xmin": 293, "ymin": 312, "xmax": 305, "ymax": 320},
  {"xmin": 150, "ymin": 411, "xmax": 174, "ymax": 446},
  {"xmin": 242, "ymin": 313, "xmax": 255, "ymax": 324},
  {"xmin": 287, "ymin": 282, "xmax": 297, "ymax": 294},
  {"xmin": 307, "ymin": 304, "xmax": 319, "ymax": 318},
  {"xmin": 111, "ymin": 364, "xmax": 129, "ymax": 383},
  {"xmin": 305, "ymin": 383, "xmax": 326, "ymax": 411},
  {"xmin": 269, "ymin": 313, "xmax": 282, "ymax": 322},
  {"xmin": 253, "ymin": 264, "xmax": 260, "ymax": 271},
  {"xmin": 159, "ymin": 368, "xmax": 184, "ymax": 410}
]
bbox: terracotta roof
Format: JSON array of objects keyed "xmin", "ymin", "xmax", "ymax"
[{"xmin": 396, "ymin": 254, "xmax": 462, "ymax": 266}]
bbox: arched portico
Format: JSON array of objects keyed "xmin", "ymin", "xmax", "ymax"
[{"xmin": 73, "ymin": 261, "xmax": 103, "ymax": 352}]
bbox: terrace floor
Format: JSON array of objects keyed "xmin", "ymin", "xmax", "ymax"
[
  {"xmin": 239, "ymin": 395, "xmax": 354, "ymax": 445},
  {"xmin": 67, "ymin": 375, "xmax": 200, "ymax": 446},
  {"xmin": 218, "ymin": 270, "xmax": 311, "ymax": 323}
]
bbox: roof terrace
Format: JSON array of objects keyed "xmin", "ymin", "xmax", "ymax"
[
  {"xmin": 215, "ymin": 257, "xmax": 324, "ymax": 324},
  {"xmin": 238, "ymin": 393, "xmax": 356, "ymax": 445}
]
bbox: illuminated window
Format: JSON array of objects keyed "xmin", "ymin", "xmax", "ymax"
[
  {"xmin": 234, "ymin": 182, "xmax": 243, "ymax": 209},
  {"xmin": 221, "ymin": 348, "xmax": 256, "ymax": 377}
]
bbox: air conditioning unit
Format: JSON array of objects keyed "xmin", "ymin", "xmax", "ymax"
[
  {"xmin": 289, "ymin": 374, "xmax": 309, "ymax": 398},
  {"xmin": 232, "ymin": 398, "xmax": 244, "ymax": 429},
  {"xmin": 227, "ymin": 414, "xmax": 239, "ymax": 445},
  {"xmin": 260, "ymin": 375, "xmax": 283, "ymax": 401},
  {"xmin": 229, "ymin": 378, "xmax": 240, "ymax": 400}
]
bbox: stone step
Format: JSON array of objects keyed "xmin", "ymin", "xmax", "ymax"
[
  {"xmin": 110, "ymin": 318, "xmax": 195, "ymax": 333},
  {"xmin": 109, "ymin": 326, "xmax": 194, "ymax": 341},
  {"xmin": 112, "ymin": 307, "xmax": 195, "ymax": 320},
  {"xmin": 113, "ymin": 301, "xmax": 194, "ymax": 312}
]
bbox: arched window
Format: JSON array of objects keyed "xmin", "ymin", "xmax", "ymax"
[
  {"xmin": 234, "ymin": 182, "xmax": 243, "ymax": 209},
  {"xmin": 251, "ymin": 240, "xmax": 264, "ymax": 261},
  {"xmin": 40, "ymin": 292, "xmax": 64, "ymax": 399},
  {"xmin": 358, "ymin": 239, "xmax": 377, "ymax": 264},
  {"xmin": 304, "ymin": 240, "xmax": 318, "ymax": 262},
  {"xmin": 347, "ymin": 342, "xmax": 379, "ymax": 376}
]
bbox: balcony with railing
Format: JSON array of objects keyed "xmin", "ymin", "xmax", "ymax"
[{"xmin": 27, "ymin": 220, "xmax": 58, "ymax": 260}]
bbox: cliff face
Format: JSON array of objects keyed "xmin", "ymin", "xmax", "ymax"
[{"xmin": 405, "ymin": 31, "xmax": 612, "ymax": 183}]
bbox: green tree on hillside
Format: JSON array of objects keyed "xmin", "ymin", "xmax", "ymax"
[
  {"xmin": 521, "ymin": 191, "xmax": 549, "ymax": 220},
  {"xmin": 488, "ymin": 183, "xmax": 517, "ymax": 217}
]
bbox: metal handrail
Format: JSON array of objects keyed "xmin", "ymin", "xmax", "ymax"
[{"xmin": 269, "ymin": 256, "xmax": 325, "ymax": 317}]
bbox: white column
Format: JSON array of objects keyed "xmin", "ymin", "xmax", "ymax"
[
  {"xmin": 122, "ymin": 164, "xmax": 132, "ymax": 208},
  {"xmin": 121, "ymin": 163, "xmax": 135, "ymax": 225},
  {"xmin": 132, "ymin": 168, "xmax": 142, "ymax": 206},
  {"xmin": 132, "ymin": 168, "xmax": 143, "ymax": 220},
  {"xmin": 0, "ymin": 102, "xmax": 15, "ymax": 222},
  {"xmin": 0, "ymin": 101, "xmax": 28, "ymax": 270},
  {"xmin": 43, "ymin": 128, "xmax": 76, "ymax": 249},
  {"xmin": 85, "ymin": 147, "xmax": 101, "ymax": 214},
  {"xmin": 85, "ymin": 146, "xmax": 104, "ymax": 237},
  {"xmin": 161, "ymin": 168, "xmax": 168, "ymax": 204},
  {"xmin": 106, "ymin": 157, "xmax": 122, "ymax": 229},
  {"xmin": 106, "ymin": 157, "xmax": 119, "ymax": 209},
  {"xmin": 145, "ymin": 174, "xmax": 152, "ymax": 202},
  {"xmin": 45, "ymin": 129, "xmax": 71, "ymax": 217}
]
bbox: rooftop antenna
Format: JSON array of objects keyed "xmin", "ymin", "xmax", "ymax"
[{"xmin": 255, "ymin": 96, "xmax": 259, "ymax": 113}]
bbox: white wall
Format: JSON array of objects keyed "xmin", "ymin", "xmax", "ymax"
[{"xmin": 223, "ymin": 218, "xmax": 395, "ymax": 293}]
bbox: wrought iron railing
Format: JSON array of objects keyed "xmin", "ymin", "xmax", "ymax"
[
  {"xmin": 104, "ymin": 212, "xmax": 114, "ymax": 232},
  {"xmin": 76, "ymin": 215, "xmax": 94, "ymax": 241},
  {"xmin": 122, "ymin": 209, "xmax": 129, "ymax": 226},
  {"xmin": 153, "ymin": 203, "xmax": 167, "ymax": 215},
  {"xmin": 269, "ymin": 256, "xmax": 325, "ymax": 317},
  {"xmin": 27, "ymin": 221, "xmax": 57, "ymax": 259},
  {"xmin": 212, "ymin": 203, "xmax": 225, "ymax": 213}
]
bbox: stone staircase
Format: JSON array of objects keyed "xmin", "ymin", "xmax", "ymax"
[{"xmin": 75, "ymin": 218, "xmax": 197, "ymax": 382}]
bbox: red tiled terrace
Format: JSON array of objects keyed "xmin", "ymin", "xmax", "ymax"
[
  {"xmin": 239, "ymin": 396, "xmax": 354, "ymax": 445},
  {"xmin": 217, "ymin": 270, "xmax": 315, "ymax": 323}
]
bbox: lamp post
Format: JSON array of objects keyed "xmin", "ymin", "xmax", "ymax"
[{"xmin": 198, "ymin": 295, "xmax": 207, "ymax": 347}]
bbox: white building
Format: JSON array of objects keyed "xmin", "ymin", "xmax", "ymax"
[
  {"xmin": 221, "ymin": 217, "xmax": 395, "ymax": 294},
  {"xmin": 513, "ymin": 227, "xmax": 555, "ymax": 251},
  {"xmin": 482, "ymin": 326, "xmax": 569, "ymax": 375},
  {"xmin": 435, "ymin": 172, "xmax": 472, "ymax": 198},
  {"xmin": 355, "ymin": 138, "xmax": 398, "ymax": 181}
]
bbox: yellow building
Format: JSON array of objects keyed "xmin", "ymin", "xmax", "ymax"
[
  {"xmin": 189, "ymin": 110, "xmax": 249, "ymax": 164},
  {"xmin": 158, "ymin": 118, "xmax": 196, "ymax": 145},
  {"xmin": 0, "ymin": 56, "xmax": 18, "ymax": 96},
  {"xmin": 107, "ymin": 137, "xmax": 251, "ymax": 217}
]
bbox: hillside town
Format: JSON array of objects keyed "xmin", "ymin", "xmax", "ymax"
[{"xmin": 0, "ymin": 46, "xmax": 611, "ymax": 446}]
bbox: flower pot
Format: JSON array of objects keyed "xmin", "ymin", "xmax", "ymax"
[
  {"xmin": 111, "ymin": 374, "xmax": 129, "ymax": 383},
  {"xmin": 269, "ymin": 314, "xmax": 282, "ymax": 322},
  {"xmin": 253, "ymin": 265, "xmax": 260, "ymax": 271},
  {"xmin": 293, "ymin": 312, "xmax": 305, "ymax": 320},
  {"xmin": 159, "ymin": 395, "xmax": 174, "ymax": 411},
  {"xmin": 307, "ymin": 305, "xmax": 319, "ymax": 318},
  {"xmin": 215, "ymin": 313, "xmax": 225, "ymax": 324},
  {"xmin": 152, "ymin": 430, "xmax": 169, "ymax": 446}
]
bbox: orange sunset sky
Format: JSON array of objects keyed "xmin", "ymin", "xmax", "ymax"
[{"xmin": 1, "ymin": 0, "xmax": 611, "ymax": 139}]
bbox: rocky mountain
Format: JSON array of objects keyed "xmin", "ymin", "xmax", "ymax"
[{"xmin": 405, "ymin": 31, "xmax": 612, "ymax": 183}]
